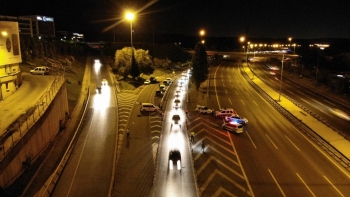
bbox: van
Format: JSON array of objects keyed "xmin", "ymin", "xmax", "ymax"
[
  {"xmin": 140, "ymin": 103, "xmax": 159, "ymax": 112},
  {"xmin": 214, "ymin": 108, "xmax": 235, "ymax": 118},
  {"xmin": 30, "ymin": 67, "xmax": 49, "ymax": 75}
]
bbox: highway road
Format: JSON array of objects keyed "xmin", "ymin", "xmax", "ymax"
[
  {"xmin": 250, "ymin": 60, "xmax": 350, "ymax": 136},
  {"xmin": 52, "ymin": 59, "xmax": 118, "ymax": 197},
  {"xmin": 185, "ymin": 60, "xmax": 350, "ymax": 196},
  {"xmin": 152, "ymin": 75, "xmax": 198, "ymax": 197}
]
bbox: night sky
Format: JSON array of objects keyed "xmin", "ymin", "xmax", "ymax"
[{"xmin": 1, "ymin": 0, "xmax": 350, "ymax": 40}]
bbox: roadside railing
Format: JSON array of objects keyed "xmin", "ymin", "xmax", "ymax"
[{"xmin": 0, "ymin": 75, "xmax": 65, "ymax": 162}]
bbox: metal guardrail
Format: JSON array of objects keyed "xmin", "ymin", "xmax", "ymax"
[
  {"xmin": 240, "ymin": 65, "xmax": 350, "ymax": 171},
  {"xmin": 35, "ymin": 87, "xmax": 90, "ymax": 197},
  {"xmin": 0, "ymin": 75, "xmax": 65, "ymax": 162}
]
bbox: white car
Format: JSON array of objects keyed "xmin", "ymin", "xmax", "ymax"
[
  {"xmin": 222, "ymin": 122, "xmax": 243, "ymax": 133},
  {"xmin": 144, "ymin": 80, "xmax": 151, "ymax": 85},
  {"xmin": 214, "ymin": 108, "xmax": 235, "ymax": 118},
  {"xmin": 224, "ymin": 115, "xmax": 248, "ymax": 125},
  {"xmin": 102, "ymin": 79, "xmax": 108, "ymax": 85},
  {"xmin": 195, "ymin": 105, "xmax": 214, "ymax": 114}
]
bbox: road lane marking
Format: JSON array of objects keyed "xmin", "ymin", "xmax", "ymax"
[
  {"xmin": 266, "ymin": 134, "xmax": 278, "ymax": 149},
  {"xmin": 200, "ymin": 169, "xmax": 249, "ymax": 195},
  {"xmin": 246, "ymin": 131, "xmax": 257, "ymax": 149},
  {"xmin": 323, "ymin": 175, "xmax": 345, "ymax": 197},
  {"xmin": 241, "ymin": 100, "xmax": 245, "ymax": 106},
  {"xmin": 300, "ymin": 98, "xmax": 310, "ymax": 104},
  {"xmin": 228, "ymin": 131, "xmax": 255, "ymax": 197},
  {"xmin": 253, "ymin": 100, "xmax": 258, "ymax": 106},
  {"xmin": 296, "ymin": 173, "xmax": 316, "ymax": 197},
  {"xmin": 268, "ymin": 169, "xmax": 286, "ymax": 197},
  {"xmin": 212, "ymin": 187, "xmax": 237, "ymax": 197},
  {"xmin": 285, "ymin": 135, "xmax": 300, "ymax": 151},
  {"xmin": 311, "ymin": 98, "xmax": 325, "ymax": 106},
  {"xmin": 235, "ymin": 90, "xmax": 238, "ymax": 95},
  {"xmin": 225, "ymin": 90, "xmax": 228, "ymax": 94}
]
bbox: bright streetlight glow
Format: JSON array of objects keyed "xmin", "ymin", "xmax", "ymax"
[
  {"xmin": 200, "ymin": 30, "xmax": 205, "ymax": 36},
  {"xmin": 125, "ymin": 12, "xmax": 134, "ymax": 47},
  {"xmin": 126, "ymin": 12, "xmax": 134, "ymax": 21}
]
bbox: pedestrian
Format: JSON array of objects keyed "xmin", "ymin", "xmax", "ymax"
[
  {"xmin": 127, "ymin": 128, "xmax": 130, "ymax": 139},
  {"xmin": 190, "ymin": 131, "xmax": 194, "ymax": 143},
  {"xmin": 185, "ymin": 109, "xmax": 188, "ymax": 117},
  {"xmin": 201, "ymin": 141, "xmax": 205, "ymax": 152}
]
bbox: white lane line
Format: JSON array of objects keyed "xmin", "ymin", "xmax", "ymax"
[
  {"xmin": 296, "ymin": 173, "xmax": 316, "ymax": 197},
  {"xmin": 225, "ymin": 90, "xmax": 228, "ymax": 94},
  {"xmin": 241, "ymin": 100, "xmax": 245, "ymax": 106},
  {"xmin": 296, "ymin": 90, "xmax": 306, "ymax": 96},
  {"xmin": 235, "ymin": 90, "xmax": 238, "ymax": 95},
  {"xmin": 228, "ymin": 131, "xmax": 255, "ymax": 197},
  {"xmin": 287, "ymin": 90, "xmax": 294, "ymax": 95},
  {"xmin": 300, "ymin": 98, "xmax": 310, "ymax": 104},
  {"xmin": 311, "ymin": 98, "xmax": 325, "ymax": 106},
  {"xmin": 246, "ymin": 131, "xmax": 257, "ymax": 149},
  {"xmin": 266, "ymin": 134, "xmax": 278, "ymax": 149},
  {"xmin": 253, "ymin": 100, "xmax": 258, "ymax": 106},
  {"xmin": 229, "ymin": 98, "xmax": 232, "ymax": 105},
  {"xmin": 268, "ymin": 169, "xmax": 286, "ymax": 197},
  {"xmin": 323, "ymin": 175, "xmax": 345, "ymax": 197},
  {"xmin": 285, "ymin": 135, "xmax": 300, "ymax": 151}
]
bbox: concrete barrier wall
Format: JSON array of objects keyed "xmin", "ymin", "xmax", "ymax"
[{"xmin": 0, "ymin": 83, "xmax": 69, "ymax": 188}]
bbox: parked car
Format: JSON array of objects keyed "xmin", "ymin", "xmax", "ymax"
[
  {"xmin": 30, "ymin": 67, "xmax": 49, "ymax": 75},
  {"xmin": 224, "ymin": 115, "xmax": 248, "ymax": 125},
  {"xmin": 155, "ymin": 90, "xmax": 163, "ymax": 97},
  {"xmin": 222, "ymin": 122, "xmax": 243, "ymax": 133},
  {"xmin": 195, "ymin": 105, "xmax": 214, "ymax": 114},
  {"xmin": 214, "ymin": 108, "xmax": 235, "ymax": 118},
  {"xmin": 149, "ymin": 76, "xmax": 158, "ymax": 83}
]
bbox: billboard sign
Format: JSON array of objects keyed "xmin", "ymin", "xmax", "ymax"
[{"xmin": 0, "ymin": 21, "xmax": 22, "ymax": 66}]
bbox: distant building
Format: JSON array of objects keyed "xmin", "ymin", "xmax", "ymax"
[{"xmin": 0, "ymin": 15, "xmax": 55, "ymax": 38}]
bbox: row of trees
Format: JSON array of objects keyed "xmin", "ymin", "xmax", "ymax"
[{"xmin": 113, "ymin": 42, "xmax": 210, "ymax": 91}]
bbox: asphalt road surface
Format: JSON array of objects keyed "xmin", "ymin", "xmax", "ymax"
[{"xmin": 185, "ymin": 61, "xmax": 350, "ymax": 196}]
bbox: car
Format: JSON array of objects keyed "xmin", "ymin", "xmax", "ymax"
[
  {"xmin": 30, "ymin": 67, "xmax": 49, "ymax": 75},
  {"xmin": 140, "ymin": 103, "xmax": 159, "ymax": 112},
  {"xmin": 222, "ymin": 122, "xmax": 243, "ymax": 133},
  {"xmin": 168, "ymin": 150, "xmax": 181, "ymax": 170},
  {"xmin": 214, "ymin": 108, "xmax": 235, "ymax": 118},
  {"xmin": 195, "ymin": 105, "xmax": 214, "ymax": 114},
  {"xmin": 163, "ymin": 80, "xmax": 169, "ymax": 86},
  {"xmin": 224, "ymin": 115, "xmax": 248, "ymax": 125},
  {"xmin": 175, "ymin": 90, "xmax": 181, "ymax": 97},
  {"xmin": 149, "ymin": 76, "xmax": 157, "ymax": 83},
  {"xmin": 166, "ymin": 78, "xmax": 172, "ymax": 84},
  {"xmin": 160, "ymin": 84, "xmax": 166, "ymax": 90},
  {"xmin": 171, "ymin": 114, "xmax": 181, "ymax": 127},
  {"xmin": 155, "ymin": 90, "xmax": 163, "ymax": 97},
  {"xmin": 102, "ymin": 79, "xmax": 108, "ymax": 85},
  {"xmin": 173, "ymin": 99, "xmax": 181, "ymax": 109},
  {"xmin": 270, "ymin": 71, "xmax": 276, "ymax": 75},
  {"xmin": 144, "ymin": 80, "xmax": 151, "ymax": 85}
]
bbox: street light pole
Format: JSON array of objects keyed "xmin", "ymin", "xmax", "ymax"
[
  {"xmin": 126, "ymin": 12, "xmax": 134, "ymax": 47},
  {"xmin": 278, "ymin": 53, "xmax": 284, "ymax": 102}
]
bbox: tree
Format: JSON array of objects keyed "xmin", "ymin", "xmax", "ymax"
[
  {"xmin": 129, "ymin": 51, "xmax": 141, "ymax": 80},
  {"xmin": 191, "ymin": 42, "xmax": 208, "ymax": 90},
  {"xmin": 114, "ymin": 47, "xmax": 154, "ymax": 80}
]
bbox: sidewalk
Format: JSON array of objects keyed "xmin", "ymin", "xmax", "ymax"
[{"xmin": 244, "ymin": 64, "xmax": 350, "ymax": 161}]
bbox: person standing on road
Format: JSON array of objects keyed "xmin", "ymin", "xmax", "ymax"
[{"xmin": 127, "ymin": 128, "xmax": 130, "ymax": 139}]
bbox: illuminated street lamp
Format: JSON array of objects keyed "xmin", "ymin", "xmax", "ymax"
[
  {"xmin": 126, "ymin": 12, "xmax": 134, "ymax": 47},
  {"xmin": 288, "ymin": 37, "xmax": 292, "ymax": 52},
  {"xmin": 200, "ymin": 30, "xmax": 205, "ymax": 41}
]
